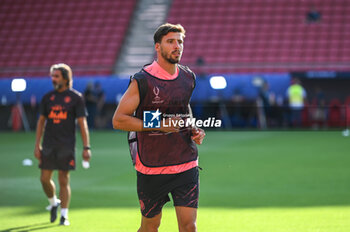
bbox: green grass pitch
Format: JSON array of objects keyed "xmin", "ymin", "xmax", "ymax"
[{"xmin": 0, "ymin": 131, "xmax": 349, "ymax": 231}]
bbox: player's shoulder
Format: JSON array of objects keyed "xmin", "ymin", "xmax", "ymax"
[
  {"xmin": 42, "ymin": 90, "xmax": 55, "ymax": 100},
  {"xmin": 67, "ymin": 88, "xmax": 84, "ymax": 99},
  {"xmin": 129, "ymin": 69, "xmax": 149, "ymax": 90},
  {"xmin": 178, "ymin": 64, "xmax": 196, "ymax": 80},
  {"xmin": 131, "ymin": 69, "xmax": 148, "ymax": 81},
  {"xmin": 178, "ymin": 64, "xmax": 193, "ymax": 73}
]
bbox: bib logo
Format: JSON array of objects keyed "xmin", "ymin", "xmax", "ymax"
[
  {"xmin": 143, "ymin": 109, "xmax": 161, "ymax": 128},
  {"xmin": 48, "ymin": 105, "xmax": 67, "ymax": 124},
  {"xmin": 152, "ymin": 87, "xmax": 164, "ymax": 104}
]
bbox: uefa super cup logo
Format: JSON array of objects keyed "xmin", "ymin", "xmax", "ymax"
[{"xmin": 152, "ymin": 86, "xmax": 164, "ymax": 104}]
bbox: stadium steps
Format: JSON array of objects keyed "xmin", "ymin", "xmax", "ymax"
[{"xmin": 114, "ymin": 0, "xmax": 173, "ymax": 76}]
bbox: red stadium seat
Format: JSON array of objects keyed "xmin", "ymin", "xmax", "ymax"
[
  {"xmin": 0, "ymin": 0, "xmax": 136, "ymax": 77},
  {"xmin": 167, "ymin": 0, "xmax": 350, "ymax": 73}
]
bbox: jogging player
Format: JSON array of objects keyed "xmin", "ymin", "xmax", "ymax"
[
  {"xmin": 34, "ymin": 63, "xmax": 91, "ymax": 226},
  {"xmin": 112, "ymin": 23, "xmax": 205, "ymax": 232}
]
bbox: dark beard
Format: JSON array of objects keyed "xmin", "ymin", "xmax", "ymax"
[
  {"xmin": 161, "ymin": 49, "xmax": 180, "ymax": 64},
  {"xmin": 53, "ymin": 82, "xmax": 63, "ymax": 90}
]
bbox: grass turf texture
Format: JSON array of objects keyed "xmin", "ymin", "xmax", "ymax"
[{"xmin": 0, "ymin": 131, "xmax": 349, "ymax": 231}]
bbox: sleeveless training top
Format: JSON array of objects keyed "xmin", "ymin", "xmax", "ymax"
[{"xmin": 128, "ymin": 64, "xmax": 198, "ymax": 168}]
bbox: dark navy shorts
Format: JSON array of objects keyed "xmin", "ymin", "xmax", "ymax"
[
  {"xmin": 137, "ymin": 167, "xmax": 199, "ymax": 218},
  {"xmin": 39, "ymin": 146, "xmax": 75, "ymax": 171}
]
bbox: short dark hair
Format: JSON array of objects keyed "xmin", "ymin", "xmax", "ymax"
[
  {"xmin": 153, "ymin": 23, "xmax": 186, "ymax": 44},
  {"xmin": 50, "ymin": 63, "xmax": 73, "ymax": 88}
]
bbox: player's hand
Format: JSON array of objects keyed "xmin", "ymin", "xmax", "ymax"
[
  {"xmin": 82, "ymin": 149, "xmax": 91, "ymax": 162},
  {"xmin": 159, "ymin": 116, "xmax": 181, "ymax": 133},
  {"xmin": 191, "ymin": 128, "xmax": 205, "ymax": 145},
  {"xmin": 34, "ymin": 146, "xmax": 42, "ymax": 160}
]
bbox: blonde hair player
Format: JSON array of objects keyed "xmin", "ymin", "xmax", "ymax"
[{"xmin": 34, "ymin": 63, "xmax": 91, "ymax": 226}]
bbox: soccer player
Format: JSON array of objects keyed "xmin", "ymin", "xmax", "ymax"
[
  {"xmin": 112, "ymin": 23, "xmax": 205, "ymax": 232},
  {"xmin": 34, "ymin": 63, "xmax": 91, "ymax": 226}
]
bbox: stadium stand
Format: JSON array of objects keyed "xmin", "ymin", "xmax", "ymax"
[
  {"xmin": 1, "ymin": 0, "xmax": 349, "ymax": 77},
  {"xmin": 1, "ymin": 0, "xmax": 350, "ymax": 130},
  {"xmin": 0, "ymin": 0, "xmax": 136, "ymax": 78},
  {"xmin": 167, "ymin": 0, "xmax": 350, "ymax": 73}
]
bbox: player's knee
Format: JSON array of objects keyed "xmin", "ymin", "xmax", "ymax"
[
  {"xmin": 138, "ymin": 225, "xmax": 159, "ymax": 232},
  {"xmin": 58, "ymin": 178, "xmax": 69, "ymax": 187},
  {"xmin": 180, "ymin": 222, "xmax": 197, "ymax": 232},
  {"xmin": 139, "ymin": 219, "xmax": 160, "ymax": 232},
  {"xmin": 58, "ymin": 175, "xmax": 69, "ymax": 187},
  {"xmin": 147, "ymin": 222, "xmax": 160, "ymax": 232}
]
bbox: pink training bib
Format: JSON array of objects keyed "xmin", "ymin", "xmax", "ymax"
[{"xmin": 135, "ymin": 61, "xmax": 198, "ymax": 175}]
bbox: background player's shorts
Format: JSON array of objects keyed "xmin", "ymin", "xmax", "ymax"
[
  {"xmin": 137, "ymin": 167, "xmax": 199, "ymax": 218},
  {"xmin": 39, "ymin": 146, "xmax": 75, "ymax": 170}
]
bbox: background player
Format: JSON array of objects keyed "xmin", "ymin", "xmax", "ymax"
[{"xmin": 34, "ymin": 63, "xmax": 91, "ymax": 226}]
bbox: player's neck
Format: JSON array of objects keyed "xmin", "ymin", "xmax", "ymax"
[{"xmin": 156, "ymin": 59, "xmax": 177, "ymax": 75}]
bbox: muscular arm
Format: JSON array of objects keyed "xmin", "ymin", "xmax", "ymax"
[
  {"xmin": 112, "ymin": 79, "xmax": 179, "ymax": 132},
  {"xmin": 112, "ymin": 80, "xmax": 144, "ymax": 131},
  {"xmin": 34, "ymin": 115, "xmax": 46, "ymax": 160},
  {"xmin": 77, "ymin": 117, "xmax": 91, "ymax": 161}
]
